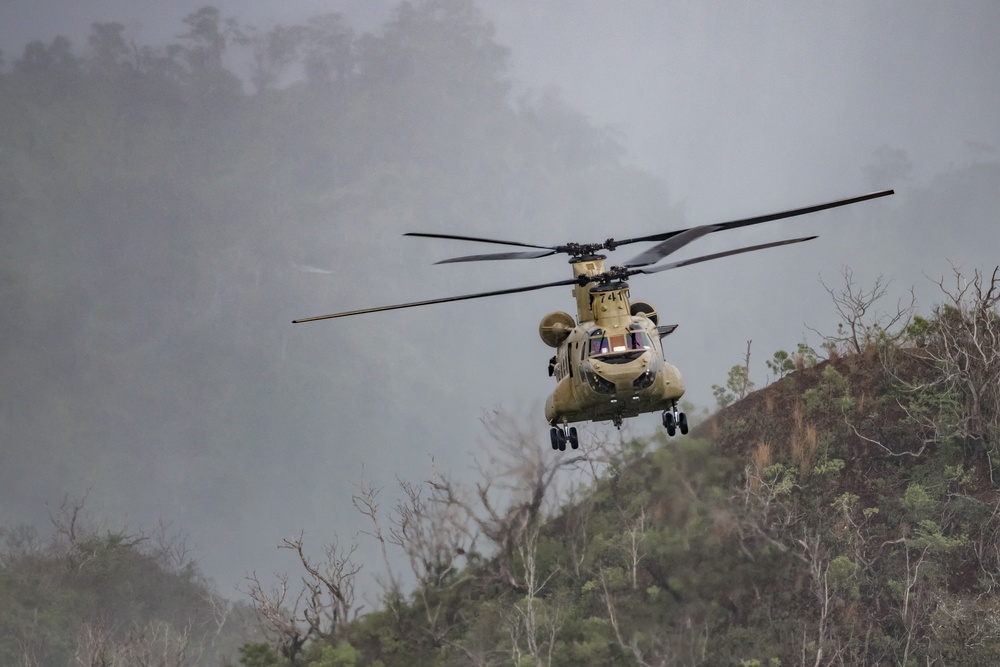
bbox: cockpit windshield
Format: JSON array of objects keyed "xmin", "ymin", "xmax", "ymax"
[{"xmin": 588, "ymin": 328, "xmax": 652, "ymax": 357}]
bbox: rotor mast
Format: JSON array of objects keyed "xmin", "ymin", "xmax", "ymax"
[
  {"xmin": 570, "ymin": 255, "xmax": 607, "ymax": 323},
  {"xmin": 570, "ymin": 255, "xmax": 635, "ymax": 331}
]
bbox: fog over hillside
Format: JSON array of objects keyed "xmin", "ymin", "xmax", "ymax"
[{"xmin": 2, "ymin": 0, "xmax": 999, "ymax": 601}]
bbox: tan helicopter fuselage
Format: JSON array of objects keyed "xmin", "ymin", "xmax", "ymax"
[{"xmin": 539, "ymin": 256, "xmax": 684, "ymax": 426}]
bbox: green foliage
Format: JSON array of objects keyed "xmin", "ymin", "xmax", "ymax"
[
  {"xmin": 713, "ymin": 363, "xmax": 756, "ymax": 409},
  {"xmin": 901, "ymin": 482, "xmax": 937, "ymax": 518},
  {"xmin": 303, "ymin": 642, "xmax": 362, "ymax": 667},
  {"xmin": 812, "ymin": 458, "xmax": 845, "ymax": 476},
  {"xmin": 795, "ymin": 342, "xmax": 819, "ymax": 368},
  {"xmin": 907, "ymin": 519, "xmax": 964, "ymax": 553},
  {"xmin": 240, "ymin": 643, "xmax": 284, "ymax": 667},
  {"xmin": 904, "ymin": 314, "xmax": 933, "ymax": 346},
  {"xmin": 766, "ymin": 349, "xmax": 795, "ymax": 379}
]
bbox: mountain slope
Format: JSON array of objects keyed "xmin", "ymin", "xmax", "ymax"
[{"xmin": 254, "ymin": 301, "xmax": 1000, "ymax": 666}]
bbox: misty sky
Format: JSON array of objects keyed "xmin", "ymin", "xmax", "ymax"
[
  {"xmin": 5, "ymin": 0, "xmax": 998, "ymax": 213},
  {"xmin": 4, "ymin": 0, "xmax": 1000, "ymax": 599}
]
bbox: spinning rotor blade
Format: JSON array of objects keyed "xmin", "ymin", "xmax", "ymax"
[
  {"xmin": 405, "ymin": 189, "xmax": 893, "ymax": 263},
  {"xmin": 433, "ymin": 249, "xmax": 558, "ymax": 264},
  {"xmin": 633, "ymin": 235, "xmax": 818, "ymax": 275},
  {"xmin": 403, "ymin": 232, "xmax": 554, "ymax": 250},
  {"xmin": 615, "ymin": 189, "xmax": 893, "ymax": 248},
  {"xmin": 293, "ymin": 236, "xmax": 819, "ymax": 322},
  {"xmin": 404, "ymin": 232, "xmax": 559, "ymax": 263},
  {"xmin": 297, "ymin": 190, "xmax": 890, "ymax": 323},
  {"xmin": 621, "ymin": 224, "xmax": 721, "ymax": 268},
  {"xmin": 292, "ymin": 277, "xmax": 578, "ymax": 323}
]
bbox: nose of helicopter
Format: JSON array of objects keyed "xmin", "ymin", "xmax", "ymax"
[{"xmin": 588, "ymin": 349, "xmax": 655, "ymax": 387}]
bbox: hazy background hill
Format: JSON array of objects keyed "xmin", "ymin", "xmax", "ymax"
[{"xmin": 2, "ymin": 0, "xmax": 999, "ymax": 605}]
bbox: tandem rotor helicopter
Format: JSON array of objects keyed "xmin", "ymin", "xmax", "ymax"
[{"xmin": 294, "ymin": 189, "xmax": 893, "ymax": 451}]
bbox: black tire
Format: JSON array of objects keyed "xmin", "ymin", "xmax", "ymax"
[
  {"xmin": 569, "ymin": 427, "xmax": 579, "ymax": 449},
  {"xmin": 663, "ymin": 411, "xmax": 676, "ymax": 436},
  {"xmin": 679, "ymin": 412, "xmax": 689, "ymax": 435},
  {"xmin": 550, "ymin": 428, "xmax": 560, "ymax": 450}
]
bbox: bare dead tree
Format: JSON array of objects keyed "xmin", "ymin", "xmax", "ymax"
[
  {"xmin": 907, "ymin": 266, "xmax": 1000, "ymax": 443},
  {"xmin": 74, "ymin": 619, "xmax": 193, "ymax": 667},
  {"xmin": 810, "ymin": 266, "xmax": 915, "ymax": 356},
  {"xmin": 48, "ymin": 491, "xmax": 92, "ymax": 556},
  {"xmin": 598, "ymin": 566, "xmax": 692, "ymax": 667},
  {"xmin": 390, "ymin": 477, "xmax": 476, "ymax": 591},
  {"xmin": 507, "ymin": 521, "xmax": 564, "ymax": 667},
  {"xmin": 0, "ymin": 523, "xmax": 44, "ymax": 568},
  {"xmin": 15, "ymin": 637, "xmax": 40, "ymax": 667},
  {"xmin": 149, "ymin": 519, "xmax": 194, "ymax": 576},
  {"xmin": 425, "ymin": 410, "xmax": 584, "ymax": 590},
  {"xmin": 281, "ymin": 534, "xmax": 362, "ymax": 643},
  {"xmin": 200, "ymin": 588, "xmax": 234, "ymax": 641},
  {"xmin": 243, "ymin": 571, "xmax": 308, "ymax": 663},
  {"xmin": 356, "ymin": 475, "xmax": 476, "ymax": 645},
  {"xmin": 351, "ymin": 479, "xmax": 403, "ymax": 600}
]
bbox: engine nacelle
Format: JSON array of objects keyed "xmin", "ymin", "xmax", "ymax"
[
  {"xmin": 630, "ymin": 300, "xmax": 659, "ymax": 325},
  {"xmin": 539, "ymin": 311, "xmax": 575, "ymax": 347}
]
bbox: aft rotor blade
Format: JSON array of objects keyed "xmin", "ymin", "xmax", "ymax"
[
  {"xmin": 615, "ymin": 189, "xmax": 894, "ymax": 248},
  {"xmin": 634, "ymin": 235, "xmax": 818, "ymax": 275},
  {"xmin": 292, "ymin": 277, "xmax": 578, "ymax": 323},
  {"xmin": 621, "ymin": 224, "xmax": 721, "ymax": 268}
]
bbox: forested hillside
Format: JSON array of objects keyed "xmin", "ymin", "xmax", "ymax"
[
  {"xmin": 238, "ymin": 267, "xmax": 1000, "ymax": 665},
  {"xmin": 0, "ymin": 498, "xmax": 257, "ymax": 665}
]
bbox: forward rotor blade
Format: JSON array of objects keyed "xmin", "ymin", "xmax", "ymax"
[
  {"xmin": 634, "ymin": 235, "xmax": 818, "ymax": 275},
  {"xmin": 292, "ymin": 277, "xmax": 578, "ymax": 323},
  {"xmin": 615, "ymin": 189, "xmax": 894, "ymax": 248},
  {"xmin": 621, "ymin": 224, "xmax": 721, "ymax": 268},
  {"xmin": 434, "ymin": 249, "xmax": 557, "ymax": 264},
  {"xmin": 404, "ymin": 232, "xmax": 554, "ymax": 251}
]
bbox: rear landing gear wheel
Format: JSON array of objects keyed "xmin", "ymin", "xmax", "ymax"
[
  {"xmin": 569, "ymin": 427, "xmax": 579, "ymax": 450},
  {"xmin": 678, "ymin": 411, "xmax": 689, "ymax": 435}
]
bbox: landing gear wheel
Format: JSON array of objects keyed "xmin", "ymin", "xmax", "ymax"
[
  {"xmin": 551, "ymin": 425, "xmax": 576, "ymax": 451},
  {"xmin": 678, "ymin": 412, "xmax": 689, "ymax": 435},
  {"xmin": 662, "ymin": 410, "xmax": 676, "ymax": 437}
]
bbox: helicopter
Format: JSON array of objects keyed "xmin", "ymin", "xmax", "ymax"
[{"xmin": 294, "ymin": 189, "xmax": 893, "ymax": 450}]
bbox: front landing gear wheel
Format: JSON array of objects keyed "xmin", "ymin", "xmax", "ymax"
[
  {"xmin": 550, "ymin": 425, "xmax": 577, "ymax": 451},
  {"xmin": 662, "ymin": 401, "xmax": 688, "ymax": 437},
  {"xmin": 550, "ymin": 427, "xmax": 567, "ymax": 450},
  {"xmin": 662, "ymin": 410, "xmax": 676, "ymax": 436}
]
